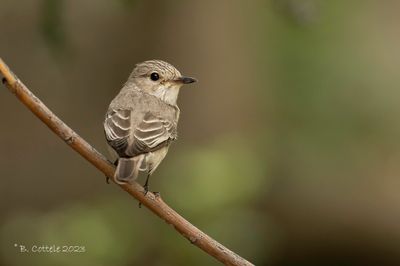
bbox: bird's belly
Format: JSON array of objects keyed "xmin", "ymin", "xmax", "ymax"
[{"xmin": 141, "ymin": 146, "xmax": 170, "ymax": 174}]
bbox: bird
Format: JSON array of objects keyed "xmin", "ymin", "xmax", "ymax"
[{"xmin": 104, "ymin": 60, "xmax": 196, "ymax": 193}]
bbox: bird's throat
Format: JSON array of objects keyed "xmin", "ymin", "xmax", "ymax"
[{"xmin": 151, "ymin": 86, "xmax": 179, "ymax": 106}]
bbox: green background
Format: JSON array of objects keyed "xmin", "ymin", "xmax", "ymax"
[{"xmin": 1, "ymin": 1, "xmax": 400, "ymax": 265}]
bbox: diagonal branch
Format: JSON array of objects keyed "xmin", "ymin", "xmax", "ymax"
[{"xmin": 0, "ymin": 57, "xmax": 253, "ymax": 266}]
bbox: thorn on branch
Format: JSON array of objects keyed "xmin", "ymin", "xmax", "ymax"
[
  {"xmin": 65, "ymin": 136, "xmax": 74, "ymax": 144},
  {"xmin": 189, "ymin": 236, "xmax": 198, "ymax": 244}
]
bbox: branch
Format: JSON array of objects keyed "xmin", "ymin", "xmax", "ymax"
[{"xmin": 0, "ymin": 58, "xmax": 253, "ymax": 266}]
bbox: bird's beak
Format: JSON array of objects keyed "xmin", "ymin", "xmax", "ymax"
[{"xmin": 174, "ymin": 76, "xmax": 197, "ymax": 84}]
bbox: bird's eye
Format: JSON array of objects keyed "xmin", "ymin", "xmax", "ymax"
[{"xmin": 150, "ymin": 72, "xmax": 159, "ymax": 81}]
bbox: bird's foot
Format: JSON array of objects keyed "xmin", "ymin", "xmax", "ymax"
[
  {"xmin": 143, "ymin": 185, "xmax": 149, "ymax": 196},
  {"xmin": 138, "ymin": 189, "xmax": 160, "ymax": 208},
  {"xmin": 105, "ymin": 159, "xmax": 118, "ymax": 185},
  {"xmin": 138, "ymin": 185, "xmax": 149, "ymax": 208}
]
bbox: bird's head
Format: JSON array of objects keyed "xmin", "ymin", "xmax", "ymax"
[{"xmin": 128, "ymin": 60, "xmax": 196, "ymax": 105}]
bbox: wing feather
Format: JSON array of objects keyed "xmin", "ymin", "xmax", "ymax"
[
  {"xmin": 130, "ymin": 112, "xmax": 176, "ymax": 155},
  {"xmin": 104, "ymin": 109, "xmax": 131, "ymax": 156},
  {"xmin": 105, "ymin": 110, "xmax": 177, "ymax": 157}
]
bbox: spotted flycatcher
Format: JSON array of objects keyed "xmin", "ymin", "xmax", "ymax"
[{"xmin": 104, "ymin": 60, "xmax": 196, "ymax": 192}]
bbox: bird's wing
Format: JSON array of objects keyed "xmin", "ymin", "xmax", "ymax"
[
  {"xmin": 130, "ymin": 112, "xmax": 177, "ymax": 155},
  {"xmin": 104, "ymin": 109, "xmax": 132, "ymax": 156}
]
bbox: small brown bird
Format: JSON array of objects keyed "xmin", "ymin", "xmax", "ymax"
[{"xmin": 104, "ymin": 60, "xmax": 196, "ymax": 192}]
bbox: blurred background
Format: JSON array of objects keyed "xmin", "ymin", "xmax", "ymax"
[{"xmin": 1, "ymin": 0, "xmax": 400, "ymax": 265}]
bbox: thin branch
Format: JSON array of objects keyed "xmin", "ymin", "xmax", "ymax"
[{"xmin": 0, "ymin": 57, "xmax": 253, "ymax": 266}]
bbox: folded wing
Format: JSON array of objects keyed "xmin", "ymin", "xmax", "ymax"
[
  {"xmin": 104, "ymin": 109, "xmax": 132, "ymax": 157},
  {"xmin": 131, "ymin": 112, "xmax": 177, "ymax": 155},
  {"xmin": 105, "ymin": 110, "xmax": 176, "ymax": 157}
]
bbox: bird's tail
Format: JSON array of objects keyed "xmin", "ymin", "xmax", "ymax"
[{"xmin": 114, "ymin": 155, "xmax": 145, "ymax": 184}]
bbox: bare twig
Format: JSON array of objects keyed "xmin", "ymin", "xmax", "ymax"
[{"xmin": 0, "ymin": 57, "xmax": 253, "ymax": 266}]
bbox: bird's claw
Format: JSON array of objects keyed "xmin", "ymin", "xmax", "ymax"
[
  {"xmin": 138, "ymin": 189, "xmax": 160, "ymax": 208},
  {"xmin": 138, "ymin": 185, "xmax": 149, "ymax": 208},
  {"xmin": 143, "ymin": 185, "xmax": 149, "ymax": 196},
  {"xmin": 104, "ymin": 159, "xmax": 117, "ymax": 185}
]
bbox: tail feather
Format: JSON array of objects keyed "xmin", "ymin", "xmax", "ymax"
[{"xmin": 114, "ymin": 155, "xmax": 144, "ymax": 184}]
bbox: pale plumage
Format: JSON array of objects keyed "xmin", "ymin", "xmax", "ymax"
[{"xmin": 104, "ymin": 60, "xmax": 196, "ymax": 191}]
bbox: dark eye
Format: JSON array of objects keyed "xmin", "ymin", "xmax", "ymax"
[{"xmin": 150, "ymin": 72, "xmax": 159, "ymax": 81}]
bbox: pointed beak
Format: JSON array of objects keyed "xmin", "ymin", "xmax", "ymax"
[{"xmin": 175, "ymin": 76, "xmax": 197, "ymax": 84}]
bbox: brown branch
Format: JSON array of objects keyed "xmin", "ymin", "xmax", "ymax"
[{"xmin": 0, "ymin": 57, "xmax": 253, "ymax": 266}]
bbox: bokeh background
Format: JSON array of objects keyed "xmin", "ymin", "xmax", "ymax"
[{"xmin": 1, "ymin": 0, "xmax": 400, "ymax": 265}]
